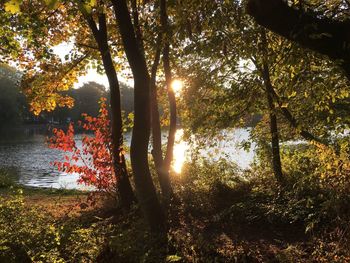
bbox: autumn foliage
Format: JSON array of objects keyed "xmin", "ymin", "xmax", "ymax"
[{"xmin": 48, "ymin": 98, "xmax": 117, "ymax": 193}]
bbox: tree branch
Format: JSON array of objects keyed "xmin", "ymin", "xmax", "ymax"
[{"xmin": 246, "ymin": 0, "xmax": 350, "ymax": 76}]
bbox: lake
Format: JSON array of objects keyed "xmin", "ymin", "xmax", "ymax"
[{"xmin": 0, "ymin": 126, "xmax": 255, "ymax": 189}]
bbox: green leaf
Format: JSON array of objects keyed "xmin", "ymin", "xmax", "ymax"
[
  {"xmin": 45, "ymin": 0, "xmax": 59, "ymax": 9},
  {"xmin": 83, "ymin": 3, "xmax": 92, "ymax": 13}
]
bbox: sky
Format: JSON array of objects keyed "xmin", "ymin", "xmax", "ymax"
[
  {"xmin": 52, "ymin": 41, "xmax": 133, "ymax": 89},
  {"xmin": 52, "ymin": 41, "xmax": 183, "ymax": 93}
]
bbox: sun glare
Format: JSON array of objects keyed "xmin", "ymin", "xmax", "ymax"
[
  {"xmin": 171, "ymin": 79, "xmax": 183, "ymax": 95},
  {"xmin": 172, "ymin": 129, "xmax": 188, "ymax": 174}
]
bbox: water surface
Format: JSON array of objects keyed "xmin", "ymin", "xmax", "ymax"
[{"xmin": 0, "ymin": 126, "xmax": 255, "ymax": 189}]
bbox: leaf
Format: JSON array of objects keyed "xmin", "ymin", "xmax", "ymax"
[
  {"xmin": 281, "ymin": 102, "xmax": 289, "ymax": 108},
  {"xmin": 288, "ymin": 91, "xmax": 297, "ymax": 99},
  {"xmin": 44, "ymin": 0, "xmax": 59, "ymax": 9},
  {"xmin": 89, "ymin": 0, "xmax": 97, "ymax": 6},
  {"xmin": 83, "ymin": 0, "xmax": 97, "ymax": 13},
  {"xmin": 4, "ymin": 0, "xmax": 21, "ymax": 14},
  {"xmin": 166, "ymin": 255, "xmax": 182, "ymax": 262}
]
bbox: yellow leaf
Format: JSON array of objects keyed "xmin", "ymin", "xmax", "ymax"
[
  {"xmin": 83, "ymin": 3, "xmax": 91, "ymax": 13},
  {"xmin": 288, "ymin": 91, "xmax": 297, "ymax": 98},
  {"xmin": 83, "ymin": 0, "xmax": 97, "ymax": 13},
  {"xmin": 89, "ymin": 0, "xmax": 97, "ymax": 6},
  {"xmin": 281, "ymin": 102, "xmax": 289, "ymax": 108},
  {"xmin": 4, "ymin": 0, "xmax": 21, "ymax": 14}
]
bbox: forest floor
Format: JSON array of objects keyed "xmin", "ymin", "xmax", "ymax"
[{"xmin": 1, "ymin": 177, "xmax": 350, "ymax": 263}]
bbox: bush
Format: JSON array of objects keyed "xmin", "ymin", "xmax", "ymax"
[
  {"xmin": 0, "ymin": 189, "xmax": 64, "ymax": 262},
  {"xmin": 0, "ymin": 168, "xmax": 15, "ymax": 188},
  {"xmin": 0, "ymin": 190, "xmax": 112, "ymax": 262}
]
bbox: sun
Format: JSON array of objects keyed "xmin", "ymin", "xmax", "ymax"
[{"xmin": 171, "ymin": 79, "xmax": 183, "ymax": 95}]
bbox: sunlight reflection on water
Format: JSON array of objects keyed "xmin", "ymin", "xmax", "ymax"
[
  {"xmin": 170, "ymin": 128, "xmax": 255, "ymax": 175},
  {"xmin": 172, "ymin": 129, "xmax": 188, "ymax": 174}
]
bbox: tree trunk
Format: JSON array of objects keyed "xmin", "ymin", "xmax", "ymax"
[
  {"xmin": 103, "ymin": 51, "xmax": 136, "ymax": 208},
  {"xmin": 159, "ymin": 0, "xmax": 174, "ymax": 198},
  {"xmin": 266, "ymin": 86, "xmax": 284, "ymax": 183},
  {"xmin": 162, "ymin": 44, "xmax": 177, "ymax": 175},
  {"xmin": 149, "ymin": 35, "xmax": 172, "ymax": 198},
  {"xmin": 83, "ymin": 12, "xmax": 136, "ymax": 208},
  {"xmin": 150, "ymin": 41, "xmax": 163, "ymax": 170},
  {"xmin": 260, "ymin": 29, "xmax": 284, "ymax": 183},
  {"xmin": 111, "ymin": 0, "xmax": 165, "ymax": 232}
]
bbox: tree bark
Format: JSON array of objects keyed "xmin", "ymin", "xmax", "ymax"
[
  {"xmin": 246, "ymin": 0, "xmax": 350, "ymax": 78},
  {"xmin": 82, "ymin": 11, "xmax": 136, "ymax": 208},
  {"xmin": 130, "ymin": 0, "xmax": 145, "ymax": 56},
  {"xmin": 111, "ymin": 0, "xmax": 165, "ymax": 232},
  {"xmin": 260, "ymin": 29, "xmax": 284, "ymax": 183},
  {"xmin": 149, "ymin": 34, "xmax": 173, "ymax": 198},
  {"xmin": 150, "ymin": 36, "xmax": 163, "ymax": 171},
  {"xmin": 265, "ymin": 84, "xmax": 284, "ymax": 183},
  {"xmin": 160, "ymin": 0, "xmax": 174, "ymax": 198}
]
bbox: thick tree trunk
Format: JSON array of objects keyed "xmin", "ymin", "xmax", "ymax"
[
  {"xmin": 83, "ymin": 13, "xmax": 136, "ymax": 208},
  {"xmin": 246, "ymin": 0, "xmax": 350, "ymax": 78},
  {"xmin": 111, "ymin": 0, "xmax": 165, "ymax": 232}
]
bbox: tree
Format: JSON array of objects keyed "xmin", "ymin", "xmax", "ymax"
[
  {"xmin": 172, "ymin": 0, "xmax": 348, "ymax": 182},
  {"xmin": 148, "ymin": 0, "xmax": 175, "ymax": 200},
  {"xmin": 1, "ymin": 1, "xmax": 83, "ymax": 115},
  {"xmin": 260, "ymin": 29, "xmax": 284, "ymax": 183},
  {"xmin": 3, "ymin": 0, "xmax": 176, "ymax": 230},
  {"xmin": 77, "ymin": 2, "xmax": 136, "ymax": 208},
  {"xmin": 71, "ymin": 82, "xmax": 107, "ymax": 120},
  {"xmin": 49, "ymin": 99, "xmax": 122, "ymax": 197},
  {"xmin": 0, "ymin": 64, "xmax": 23, "ymax": 126},
  {"xmin": 2, "ymin": 0, "xmax": 136, "ymax": 208},
  {"xmin": 246, "ymin": 0, "xmax": 350, "ymax": 79},
  {"xmin": 111, "ymin": 0, "xmax": 165, "ymax": 231}
]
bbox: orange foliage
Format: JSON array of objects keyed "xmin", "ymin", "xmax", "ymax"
[{"xmin": 48, "ymin": 98, "xmax": 117, "ymax": 192}]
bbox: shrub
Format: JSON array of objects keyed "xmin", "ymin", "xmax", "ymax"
[
  {"xmin": 0, "ymin": 189, "xmax": 64, "ymax": 262},
  {"xmin": 48, "ymin": 98, "xmax": 117, "ymax": 196},
  {"xmin": 0, "ymin": 168, "xmax": 15, "ymax": 188}
]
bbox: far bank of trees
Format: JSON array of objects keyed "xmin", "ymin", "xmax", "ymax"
[
  {"xmin": 0, "ymin": 66, "xmax": 134, "ymax": 128},
  {"xmin": 51, "ymin": 81, "xmax": 134, "ymax": 124}
]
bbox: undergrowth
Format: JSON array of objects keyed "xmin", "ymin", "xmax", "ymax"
[{"xmin": 1, "ymin": 151, "xmax": 350, "ymax": 262}]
